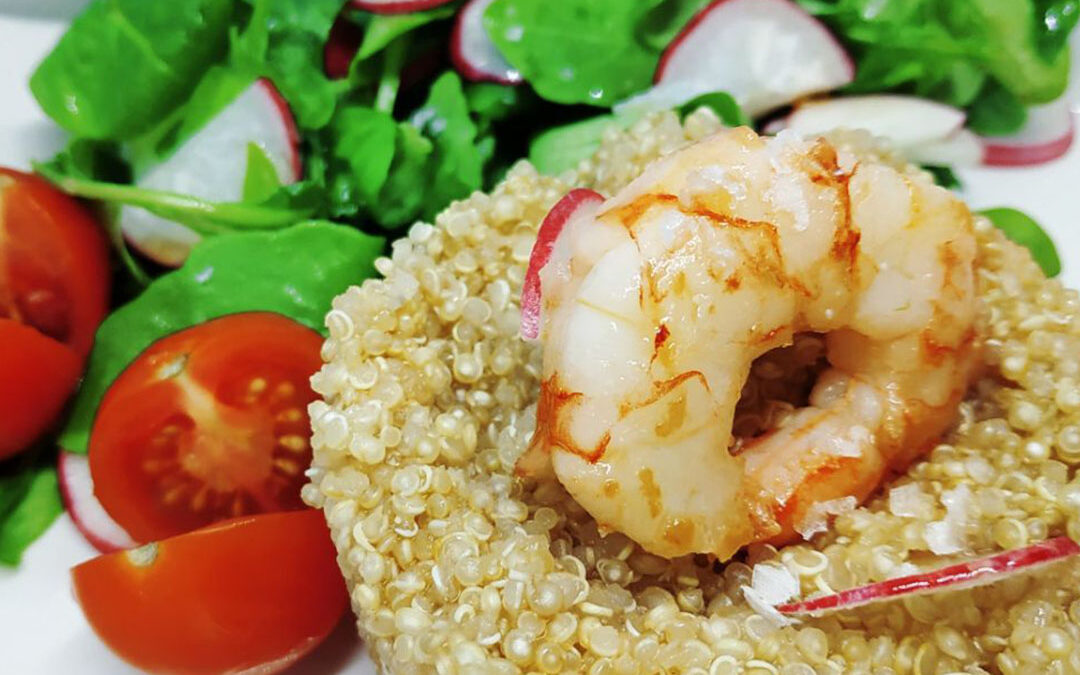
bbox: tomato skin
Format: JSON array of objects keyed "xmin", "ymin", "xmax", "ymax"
[
  {"xmin": 90, "ymin": 312, "xmax": 324, "ymax": 542},
  {"xmin": 72, "ymin": 509, "xmax": 348, "ymax": 675},
  {"xmin": 0, "ymin": 319, "xmax": 81, "ymax": 459},
  {"xmin": 0, "ymin": 168, "xmax": 110, "ymax": 359}
]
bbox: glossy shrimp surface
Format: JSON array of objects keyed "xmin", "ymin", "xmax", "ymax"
[{"xmin": 518, "ymin": 128, "xmax": 979, "ymax": 560}]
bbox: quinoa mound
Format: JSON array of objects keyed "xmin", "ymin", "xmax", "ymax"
[{"xmin": 304, "ymin": 110, "xmax": 1080, "ymax": 674}]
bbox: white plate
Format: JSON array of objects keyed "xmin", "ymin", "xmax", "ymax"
[{"xmin": 0, "ymin": 8, "xmax": 1077, "ymax": 675}]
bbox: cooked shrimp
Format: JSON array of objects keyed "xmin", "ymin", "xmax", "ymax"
[{"xmin": 517, "ymin": 128, "xmax": 979, "ymax": 560}]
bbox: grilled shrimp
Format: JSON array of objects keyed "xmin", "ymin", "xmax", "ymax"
[{"xmin": 518, "ymin": 128, "xmax": 979, "ymax": 560}]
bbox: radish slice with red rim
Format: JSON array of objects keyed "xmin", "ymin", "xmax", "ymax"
[
  {"xmin": 520, "ymin": 189, "xmax": 604, "ymax": 340},
  {"xmin": 351, "ymin": 0, "xmax": 455, "ymax": 14},
  {"xmin": 622, "ymin": 0, "xmax": 853, "ymax": 117},
  {"xmin": 983, "ymin": 97, "xmax": 1075, "ymax": 167},
  {"xmin": 58, "ymin": 451, "xmax": 137, "ymax": 554},
  {"xmin": 120, "ymin": 79, "xmax": 301, "ymax": 267},
  {"xmin": 451, "ymin": 0, "xmax": 523, "ymax": 85},
  {"xmin": 777, "ymin": 537, "xmax": 1080, "ymax": 617}
]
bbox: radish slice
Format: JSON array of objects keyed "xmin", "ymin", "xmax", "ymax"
[
  {"xmin": 325, "ymin": 14, "xmax": 365, "ymax": 80},
  {"xmin": 984, "ymin": 97, "xmax": 1075, "ymax": 167},
  {"xmin": 906, "ymin": 129, "xmax": 984, "ymax": 167},
  {"xmin": 351, "ymin": 0, "xmax": 455, "ymax": 14},
  {"xmin": 451, "ymin": 0, "xmax": 522, "ymax": 85},
  {"xmin": 58, "ymin": 451, "xmax": 137, "ymax": 554},
  {"xmin": 784, "ymin": 95, "xmax": 967, "ymax": 148},
  {"xmin": 620, "ymin": 0, "xmax": 853, "ymax": 117},
  {"xmin": 777, "ymin": 537, "xmax": 1080, "ymax": 617},
  {"xmin": 120, "ymin": 79, "xmax": 301, "ymax": 267},
  {"xmin": 520, "ymin": 189, "xmax": 604, "ymax": 340}
]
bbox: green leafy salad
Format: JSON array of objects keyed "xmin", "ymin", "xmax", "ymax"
[{"xmin": 0, "ymin": 0, "xmax": 1074, "ymax": 564}]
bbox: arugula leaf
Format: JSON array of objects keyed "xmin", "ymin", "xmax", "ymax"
[
  {"xmin": 529, "ymin": 115, "xmax": 618, "ymax": 175},
  {"xmin": 59, "ymin": 222, "xmax": 384, "ymax": 454},
  {"xmin": 243, "ymin": 142, "xmax": 284, "ymax": 202},
  {"xmin": 30, "ymin": 0, "xmax": 237, "ymax": 140},
  {"xmin": 677, "ymin": 91, "xmax": 750, "ymax": 127},
  {"xmin": 357, "ymin": 6, "xmax": 456, "ymax": 61},
  {"xmin": 485, "ymin": 0, "xmax": 660, "ymax": 106},
  {"xmin": 967, "ymin": 80, "xmax": 1028, "ymax": 136},
  {"xmin": 923, "ymin": 165, "xmax": 962, "ymax": 189},
  {"xmin": 332, "ymin": 106, "xmax": 399, "ymax": 201},
  {"xmin": 800, "ymin": 0, "xmax": 1074, "ymax": 107},
  {"xmin": 0, "ymin": 460, "xmax": 63, "ymax": 566},
  {"xmin": 371, "ymin": 124, "xmax": 436, "ymax": 227},
  {"xmin": 981, "ymin": 208, "xmax": 1061, "ymax": 278},
  {"xmin": 233, "ymin": 0, "xmax": 347, "ymax": 130}
]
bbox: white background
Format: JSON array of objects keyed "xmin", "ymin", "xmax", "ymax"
[{"xmin": 0, "ymin": 2, "xmax": 1077, "ymax": 674}]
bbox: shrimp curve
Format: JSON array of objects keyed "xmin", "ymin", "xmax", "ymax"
[{"xmin": 517, "ymin": 128, "xmax": 979, "ymax": 560}]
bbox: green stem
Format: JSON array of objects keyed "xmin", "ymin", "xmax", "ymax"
[
  {"xmin": 105, "ymin": 215, "xmax": 152, "ymax": 288},
  {"xmin": 375, "ymin": 37, "xmax": 407, "ymax": 115},
  {"xmin": 35, "ymin": 165, "xmax": 313, "ymax": 237}
]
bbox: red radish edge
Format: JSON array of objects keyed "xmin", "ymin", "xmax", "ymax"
[
  {"xmin": 450, "ymin": 0, "xmax": 523, "ymax": 85},
  {"xmin": 654, "ymin": 0, "xmax": 854, "ymax": 85},
  {"xmin": 777, "ymin": 537, "xmax": 1080, "ymax": 616},
  {"xmin": 258, "ymin": 79, "xmax": 303, "ymax": 181},
  {"xmin": 58, "ymin": 451, "xmax": 137, "ymax": 554},
  {"xmin": 520, "ymin": 189, "xmax": 604, "ymax": 340},
  {"xmin": 985, "ymin": 124, "xmax": 1074, "ymax": 167},
  {"xmin": 351, "ymin": 0, "xmax": 455, "ymax": 15},
  {"xmin": 324, "ymin": 14, "xmax": 364, "ymax": 81}
]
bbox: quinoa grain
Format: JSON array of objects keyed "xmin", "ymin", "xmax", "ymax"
[{"xmin": 308, "ymin": 110, "xmax": 1080, "ymax": 673}]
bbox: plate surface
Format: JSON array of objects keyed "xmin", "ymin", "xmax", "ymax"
[{"xmin": 0, "ymin": 8, "xmax": 1077, "ymax": 675}]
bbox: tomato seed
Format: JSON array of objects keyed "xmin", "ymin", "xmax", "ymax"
[{"xmin": 279, "ymin": 434, "xmax": 307, "ymax": 453}]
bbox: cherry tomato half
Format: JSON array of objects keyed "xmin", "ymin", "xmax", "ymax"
[
  {"xmin": 89, "ymin": 312, "xmax": 324, "ymax": 542},
  {"xmin": 72, "ymin": 509, "xmax": 348, "ymax": 675},
  {"xmin": 0, "ymin": 168, "xmax": 110, "ymax": 359},
  {"xmin": 0, "ymin": 169, "xmax": 110, "ymax": 458}
]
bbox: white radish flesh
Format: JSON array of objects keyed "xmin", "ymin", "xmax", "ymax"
[
  {"xmin": 623, "ymin": 0, "xmax": 853, "ymax": 117},
  {"xmin": 785, "ymin": 95, "xmax": 966, "ymax": 148},
  {"xmin": 120, "ymin": 79, "xmax": 300, "ymax": 267},
  {"xmin": 451, "ymin": 0, "xmax": 523, "ymax": 85},
  {"xmin": 58, "ymin": 451, "xmax": 137, "ymax": 554},
  {"xmin": 984, "ymin": 97, "xmax": 1075, "ymax": 167}
]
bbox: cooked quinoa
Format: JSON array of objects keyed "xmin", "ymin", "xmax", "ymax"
[{"xmin": 303, "ymin": 109, "xmax": 1080, "ymax": 675}]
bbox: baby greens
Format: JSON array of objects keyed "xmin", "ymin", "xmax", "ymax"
[
  {"xmin": 58, "ymin": 222, "xmax": 383, "ymax": 455},
  {"xmin": 0, "ymin": 455, "xmax": 63, "ymax": 566}
]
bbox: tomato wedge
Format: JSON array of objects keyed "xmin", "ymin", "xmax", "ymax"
[
  {"xmin": 72, "ymin": 509, "xmax": 348, "ymax": 675},
  {"xmin": 0, "ymin": 319, "xmax": 83, "ymax": 458},
  {"xmin": 89, "ymin": 312, "xmax": 324, "ymax": 542},
  {"xmin": 0, "ymin": 169, "xmax": 109, "ymax": 458},
  {"xmin": 0, "ymin": 168, "xmax": 110, "ymax": 359}
]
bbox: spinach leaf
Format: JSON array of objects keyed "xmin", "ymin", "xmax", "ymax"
[
  {"xmin": 243, "ymin": 142, "xmax": 284, "ymax": 202},
  {"xmin": 484, "ymin": 0, "xmax": 659, "ymax": 106},
  {"xmin": 59, "ymin": 222, "xmax": 384, "ymax": 454},
  {"xmin": 636, "ymin": 0, "xmax": 710, "ymax": 51},
  {"xmin": 529, "ymin": 115, "xmax": 618, "ymax": 175},
  {"xmin": 30, "ymin": 0, "xmax": 237, "ymax": 140},
  {"xmin": 923, "ymin": 165, "xmax": 962, "ymax": 189},
  {"xmin": 0, "ymin": 460, "xmax": 63, "ymax": 566},
  {"xmin": 981, "ymin": 208, "xmax": 1061, "ymax": 278},
  {"xmin": 677, "ymin": 91, "xmax": 750, "ymax": 127}
]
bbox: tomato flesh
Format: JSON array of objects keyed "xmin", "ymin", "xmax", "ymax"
[
  {"xmin": 90, "ymin": 312, "xmax": 324, "ymax": 542},
  {"xmin": 0, "ymin": 168, "xmax": 110, "ymax": 359},
  {"xmin": 72, "ymin": 509, "xmax": 348, "ymax": 675},
  {"xmin": 0, "ymin": 319, "xmax": 82, "ymax": 458}
]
